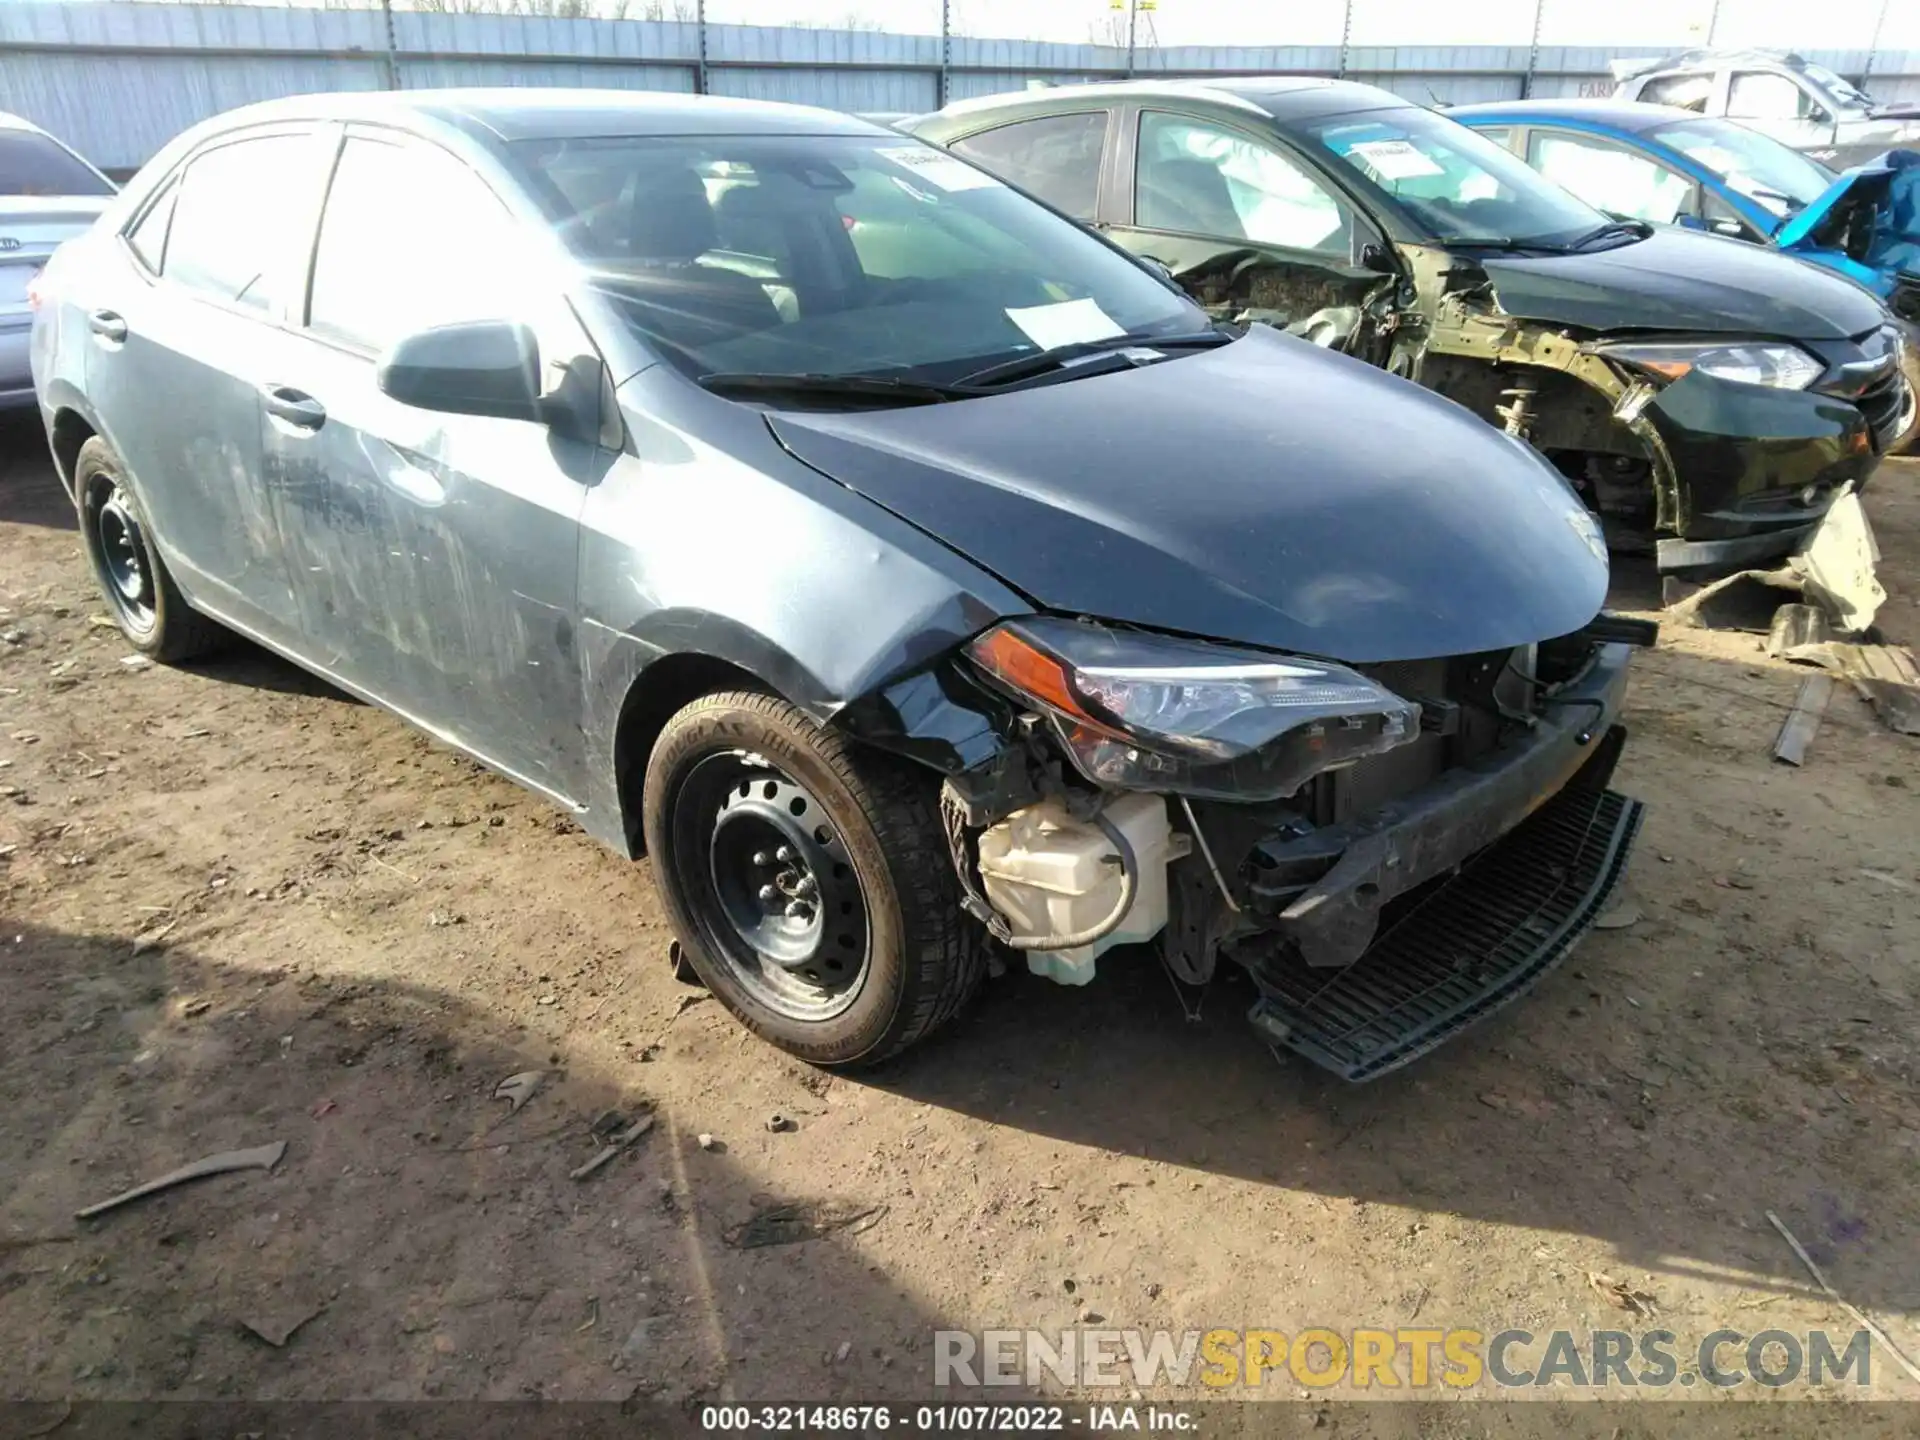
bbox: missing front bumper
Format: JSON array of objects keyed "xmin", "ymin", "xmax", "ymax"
[{"xmin": 1243, "ymin": 764, "xmax": 1644, "ymax": 1083}]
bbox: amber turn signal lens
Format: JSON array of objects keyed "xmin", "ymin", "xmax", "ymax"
[{"xmin": 969, "ymin": 626, "xmax": 1090, "ymax": 720}]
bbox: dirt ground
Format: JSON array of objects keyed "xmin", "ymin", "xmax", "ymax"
[{"xmin": 2, "ymin": 417, "xmax": 1918, "ymax": 1427}]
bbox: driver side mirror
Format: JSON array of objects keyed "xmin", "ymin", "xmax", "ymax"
[
  {"xmin": 1359, "ymin": 241, "xmax": 1397, "ymax": 275},
  {"xmin": 377, "ymin": 320, "xmax": 547, "ymax": 424}
]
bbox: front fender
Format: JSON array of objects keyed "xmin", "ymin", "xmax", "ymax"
[{"xmin": 573, "ymin": 367, "xmax": 1027, "ymax": 854}]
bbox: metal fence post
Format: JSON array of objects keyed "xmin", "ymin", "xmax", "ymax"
[
  {"xmin": 1126, "ymin": 0, "xmax": 1137, "ymax": 78},
  {"xmin": 1337, "ymin": 0, "xmax": 1352, "ymax": 79},
  {"xmin": 380, "ymin": 0, "xmax": 399, "ymax": 89},
  {"xmin": 1704, "ymin": 0, "xmax": 1722, "ymax": 46},
  {"xmin": 1863, "ymin": 0, "xmax": 1891, "ymax": 83},
  {"xmin": 939, "ymin": 0, "xmax": 951, "ymax": 107},
  {"xmin": 1522, "ymin": 0, "xmax": 1544, "ymax": 99},
  {"xmin": 695, "ymin": 0, "xmax": 708, "ymax": 94}
]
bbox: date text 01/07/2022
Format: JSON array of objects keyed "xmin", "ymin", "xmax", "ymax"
[{"xmin": 698, "ymin": 1403, "xmax": 1199, "ymax": 1432}]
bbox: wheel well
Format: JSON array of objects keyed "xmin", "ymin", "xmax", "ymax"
[
  {"xmin": 49, "ymin": 409, "xmax": 95, "ymax": 499},
  {"xmin": 614, "ymin": 652, "xmax": 768, "ymax": 855}
]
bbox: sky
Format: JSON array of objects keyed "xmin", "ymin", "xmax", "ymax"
[{"xmin": 695, "ymin": 0, "xmax": 1920, "ymax": 49}]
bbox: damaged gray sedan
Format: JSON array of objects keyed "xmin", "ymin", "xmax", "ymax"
[{"xmin": 32, "ymin": 90, "xmax": 1647, "ymax": 1078}]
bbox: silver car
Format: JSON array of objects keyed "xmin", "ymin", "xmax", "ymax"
[
  {"xmin": 1611, "ymin": 49, "xmax": 1920, "ymax": 169},
  {"xmin": 2, "ymin": 110, "xmax": 114, "ymax": 409}
]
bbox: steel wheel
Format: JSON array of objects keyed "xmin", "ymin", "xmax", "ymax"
[
  {"xmin": 675, "ymin": 751, "xmax": 872, "ymax": 1021},
  {"xmin": 84, "ymin": 472, "xmax": 157, "ymax": 637}
]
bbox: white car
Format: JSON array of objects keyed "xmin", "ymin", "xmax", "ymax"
[{"xmin": 3, "ymin": 110, "xmax": 114, "ymax": 410}]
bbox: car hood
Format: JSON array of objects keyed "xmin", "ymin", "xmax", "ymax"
[
  {"xmin": 1472, "ymin": 225, "xmax": 1888, "ymax": 339},
  {"xmin": 1775, "ymin": 149, "xmax": 1920, "ymax": 280},
  {"xmin": 767, "ymin": 327, "xmax": 1609, "ymax": 664}
]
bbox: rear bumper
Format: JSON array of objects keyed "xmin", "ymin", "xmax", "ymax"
[{"xmin": 0, "ymin": 322, "xmax": 33, "ymax": 410}]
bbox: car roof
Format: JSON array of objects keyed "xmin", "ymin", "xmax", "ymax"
[
  {"xmin": 1640, "ymin": 48, "xmax": 1803, "ymax": 72},
  {"xmin": 928, "ymin": 76, "xmax": 1409, "ymax": 129},
  {"xmin": 193, "ymin": 88, "xmax": 890, "ymax": 143},
  {"xmin": 1448, "ymin": 99, "xmax": 1710, "ymax": 134}
]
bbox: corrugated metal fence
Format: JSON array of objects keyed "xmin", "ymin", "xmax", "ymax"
[{"xmin": 4, "ymin": 0, "xmax": 1918, "ymax": 173}]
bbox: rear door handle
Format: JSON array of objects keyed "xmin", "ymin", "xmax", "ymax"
[
  {"xmin": 261, "ymin": 384, "xmax": 327, "ymax": 432},
  {"xmin": 88, "ymin": 310, "xmax": 127, "ymax": 343}
]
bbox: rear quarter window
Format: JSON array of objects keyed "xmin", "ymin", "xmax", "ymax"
[
  {"xmin": 949, "ymin": 112, "xmax": 1108, "ymax": 220},
  {"xmin": 123, "ymin": 181, "xmax": 177, "ymax": 274}
]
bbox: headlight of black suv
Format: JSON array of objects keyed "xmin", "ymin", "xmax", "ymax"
[
  {"xmin": 967, "ymin": 617, "xmax": 1422, "ymax": 802},
  {"xmin": 1597, "ymin": 340, "xmax": 1825, "ymax": 391}
]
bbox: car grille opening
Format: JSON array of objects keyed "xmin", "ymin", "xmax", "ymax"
[
  {"xmin": 1855, "ymin": 368, "xmax": 1909, "ymax": 450},
  {"xmin": 1242, "ymin": 783, "xmax": 1644, "ymax": 1081},
  {"xmin": 1890, "ymin": 277, "xmax": 1920, "ymax": 326}
]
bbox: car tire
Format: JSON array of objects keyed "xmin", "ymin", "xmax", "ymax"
[
  {"xmin": 642, "ymin": 689, "xmax": 982, "ymax": 1066},
  {"xmin": 1892, "ymin": 340, "xmax": 1920, "ymax": 458},
  {"xmin": 74, "ymin": 438, "xmax": 225, "ymax": 662}
]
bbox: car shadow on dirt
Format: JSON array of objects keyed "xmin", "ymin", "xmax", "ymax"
[
  {"xmin": 180, "ymin": 639, "xmax": 369, "ymax": 705},
  {"xmin": 0, "ymin": 421, "xmax": 77, "ymax": 531},
  {"xmin": 0, "ymin": 923, "xmax": 950, "ymax": 1415}
]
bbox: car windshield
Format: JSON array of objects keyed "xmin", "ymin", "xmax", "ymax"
[
  {"xmin": 1648, "ymin": 117, "xmax": 1834, "ymax": 218},
  {"xmin": 0, "ymin": 127, "xmax": 113, "ymax": 198},
  {"xmin": 510, "ymin": 132, "xmax": 1206, "ymax": 386},
  {"xmin": 1800, "ymin": 62, "xmax": 1876, "ymax": 112},
  {"xmin": 1299, "ymin": 106, "xmax": 1607, "ymax": 248}
]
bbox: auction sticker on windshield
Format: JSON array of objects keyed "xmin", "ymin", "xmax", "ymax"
[
  {"xmin": 1005, "ymin": 297, "xmax": 1126, "ymax": 350},
  {"xmin": 1348, "ymin": 138, "xmax": 1445, "ymax": 181},
  {"xmin": 878, "ymin": 145, "xmax": 1004, "ymax": 192}
]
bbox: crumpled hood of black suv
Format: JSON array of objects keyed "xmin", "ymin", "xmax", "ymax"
[
  {"xmin": 769, "ymin": 327, "xmax": 1609, "ymax": 664},
  {"xmin": 1473, "ymin": 226, "xmax": 1890, "ymax": 339}
]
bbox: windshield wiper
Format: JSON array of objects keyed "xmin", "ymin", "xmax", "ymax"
[
  {"xmin": 954, "ymin": 329, "xmax": 1236, "ymax": 391},
  {"xmin": 1447, "ymin": 235, "xmax": 1573, "ymax": 253},
  {"xmin": 1570, "ymin": 219, "xmax": 1653, "ymax": 250},
  {"xmin": 697, "ymin": 372, "xmax": 974, "ymax": 407}
]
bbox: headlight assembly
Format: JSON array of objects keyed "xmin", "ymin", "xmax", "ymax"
[
  {"xmin": 1599, "ymin": 340, "xmax": 1825, "ymax": 391},
  {"xmin": 966, "ymin": 617, "xmax": 1421, "ymax": 801}
]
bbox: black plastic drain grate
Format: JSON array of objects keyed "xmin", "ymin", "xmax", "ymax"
[{"xmin": 1247, "ymin": 784, "xmax": 1645, "ymax": 1082}]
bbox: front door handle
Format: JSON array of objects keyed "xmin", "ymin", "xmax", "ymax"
[
  {"xmin": 261, "ymin": 384, "xmax": 327, "ymax": 432},
  {"xmin": 88, "ymin": 310, "xmax": 127, "ymax": 343}
]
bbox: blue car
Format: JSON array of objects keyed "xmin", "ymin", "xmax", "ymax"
[{"xmin": 1453, "ymin": 99, "xmax": 1920, "ymax": 449}]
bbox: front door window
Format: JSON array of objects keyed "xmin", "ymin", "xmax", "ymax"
[{"xmin": 1135, "ymin": 112, "xmax": 1351, "ymax": 258}]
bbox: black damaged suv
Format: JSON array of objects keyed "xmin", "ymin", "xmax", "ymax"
[{"xmin": 908, "ymin": 78, "xmax": 1913, "ymax": 574}]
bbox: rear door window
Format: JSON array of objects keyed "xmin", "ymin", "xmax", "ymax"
[
  {"xmin": 164, "ymin": 132, "xmax": 330, "ymax": 316},
  {"xmin": 949, "ymin": 112, "xmax": 1109, "ymax": 220},
  {"xmin": 1640, "ymin": 73, "xmax": 1714, "ymax": 113}
]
